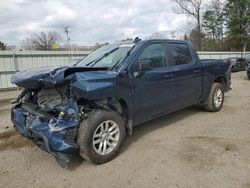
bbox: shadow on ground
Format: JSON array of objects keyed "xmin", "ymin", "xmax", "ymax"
[{"xmin": 121, "ymin": 106, "xmax": 202, "ymax": 154}]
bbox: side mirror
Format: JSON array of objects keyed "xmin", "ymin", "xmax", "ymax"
[{"xmin": 136, "ymin": 59, "xmax": 153, "ymax": 72}]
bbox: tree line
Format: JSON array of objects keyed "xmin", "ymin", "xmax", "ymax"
[{"xmin": 173, "ymin": 0, "xmax": 250, "ymax": 51}]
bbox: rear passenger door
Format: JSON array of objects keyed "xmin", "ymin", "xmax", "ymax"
[{"xmin": 166, "ymin": 42, "xmax": 203, "ymax": 108}]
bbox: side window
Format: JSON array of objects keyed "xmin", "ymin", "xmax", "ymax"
[
  {"xmin": 138, "ymin": 44, "xmax": 167, "ymax": 68},
  {"xmin": 168, "ymin": 43, "xmax": 193, "ymax": 65}
]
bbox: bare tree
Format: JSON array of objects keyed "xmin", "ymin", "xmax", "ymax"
[
  {"xmin": 22, "ymin": 38, "xmax": 34, "ymax": 50},
  {"xmin": 24, "ymin": 31, "xmax": 62, "ymax": 50},
  {"xmin": 146, "ymin": 32, "xmax": 167, "ymax": 39},
  {"xmin": 173, "ymin": 0, "xmax": 204, "ymax": 49},
  {"xmin": 173, "ymin": 0, "xmax": 203, "ymax": 33}
]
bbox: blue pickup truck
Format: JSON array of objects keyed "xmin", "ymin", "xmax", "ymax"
[{"xmin": 11, "ymin": 39, "xmax": 231, "ymax": 165}]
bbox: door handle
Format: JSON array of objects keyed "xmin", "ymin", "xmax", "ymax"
[
  {"xmin": 194, "ymin": 69, "xmax": 201, "ymax": 73},
  {"xmin": 164, "ymin": 73, "xmax": 174, "ymax": 79}
]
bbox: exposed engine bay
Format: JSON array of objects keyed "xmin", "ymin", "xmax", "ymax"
[
  {"xmin": 16, "ymin": 85, "xmax": 81, "ymax": 121},
  {"xmin": 37, "ymin": 88, "xmax": 69, "ymax": 113},
  {"xmin": 16, "ymin": 86, "xmax": 117, "ymax": 125}
]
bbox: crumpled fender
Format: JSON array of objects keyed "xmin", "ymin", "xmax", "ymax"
[
  {"xmin": 11, "ymin": 66, "xmax": 110, "ymax": 90},
  {"xmin": 68, "ymin": 72, "xmax": 117, "ymax": 100},
  {"xmin": 11, "ymin": 66, "xmax": 68, "ymax": 89},
  {"xmin": 11, "ymin": 66, "xmax": 122, "ymax": 101}
]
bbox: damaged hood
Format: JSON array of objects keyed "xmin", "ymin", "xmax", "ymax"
[{"xmin": 11, "ymin": 66, "xmax": 113, "ymax": 89}]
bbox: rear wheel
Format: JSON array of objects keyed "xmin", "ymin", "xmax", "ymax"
[
  {"xmin": 204, "ymin": 83, "xmax": 224, "ymax": 112},
  {"xmin": 77, "ymin": 109, "xmax": 126, "ymax": 164}
]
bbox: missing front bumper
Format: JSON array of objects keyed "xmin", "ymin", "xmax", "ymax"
[{"xmin": 11, "ymin": 105, "xmax": 79, "ymax": 163}]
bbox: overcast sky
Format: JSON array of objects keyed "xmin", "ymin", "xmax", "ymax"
[{"xmin": 0, "ymin": 0, "xmax": 194, "ymax": 46}]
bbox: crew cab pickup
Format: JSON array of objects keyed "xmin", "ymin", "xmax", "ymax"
[{"xmin": 11, "ymin": 39, "xmax": 231, "ymax": 165}]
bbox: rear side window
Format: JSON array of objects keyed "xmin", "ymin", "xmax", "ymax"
[
  {"xmin": 138, "ymin": 43, "xmax": 167, "ymax": 68},
  {"xmin": 168, "ymin": 43, "xmax": 193, "ymax": 65}
]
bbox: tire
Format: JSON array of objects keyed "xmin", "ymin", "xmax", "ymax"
[
  {"xmin": 204, "ymin": 83, "xmax": 224, "ymax": 112},
  {"xmin": 77, "ymin": 109, "xmax": 126, "ymax": 164}
]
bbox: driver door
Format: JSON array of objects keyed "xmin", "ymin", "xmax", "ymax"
[{"xmin": 131, "ymin": 42, "xmax": 177, "ymax": 124}]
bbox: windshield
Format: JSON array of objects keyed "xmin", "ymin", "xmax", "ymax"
[{"xmin": 75, "ymin": 44, "xmax": 134, "ymax": 69}]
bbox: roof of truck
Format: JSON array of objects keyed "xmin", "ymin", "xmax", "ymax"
[
  {"xmin": 117, "ymin": 39, "xmax": 190, "ymax": 46},
  {"xmin": 134, "ymin": 39, "xmax": 191, "ymax": 46}
]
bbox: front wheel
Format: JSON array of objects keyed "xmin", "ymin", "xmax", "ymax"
[
  {"xmin": 204, "ymin": 83, "xmax": 224, "ymax": 112},
  {"xmin": 77, "ymin": 109, "xmax": 126, "ymax": 164}
]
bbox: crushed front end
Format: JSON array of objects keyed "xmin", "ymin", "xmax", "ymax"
[{"xmin": 11, "ymin": 85, "xmax": 80, "ymax": 163}]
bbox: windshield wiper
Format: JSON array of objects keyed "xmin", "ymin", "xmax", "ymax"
[
  {"xmin": 110, "ymin": 46, "xmax": 134, "ymax": 70},
  {"xmin": 110, "ymin": 57, "xmax": 124, "ymax": 70},
  {"xmin": 85, "ymin": 47, "xmax": 119, "ymax": 67}
]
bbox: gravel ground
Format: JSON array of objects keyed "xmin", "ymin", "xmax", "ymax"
[{"xmin": 0, "ymin": 71, "xmax": 250, "ymax": 188}]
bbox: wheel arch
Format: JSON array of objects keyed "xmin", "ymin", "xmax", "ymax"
[
  {"xmin": 201, "ymin": 75, "xmax": 227, "ymax": 104},
  {"xmin": 78, "ymin": 96, "xmax": 132, "ymax": 133},
  {"xmin": 106, "ymin": 97, "xmax": 132, "ymax": 133},
  {"xmin": 213, "ymin": 75, "xmax": 227, "ymax": 90},
  {"xmin": 107, "ymin": 97, "xmax": 129, "ymax": 121}
]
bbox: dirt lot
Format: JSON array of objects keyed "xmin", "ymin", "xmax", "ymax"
[{"xmin": 0, "ymin": 71, "xmax": 250, "ymax": 188}]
